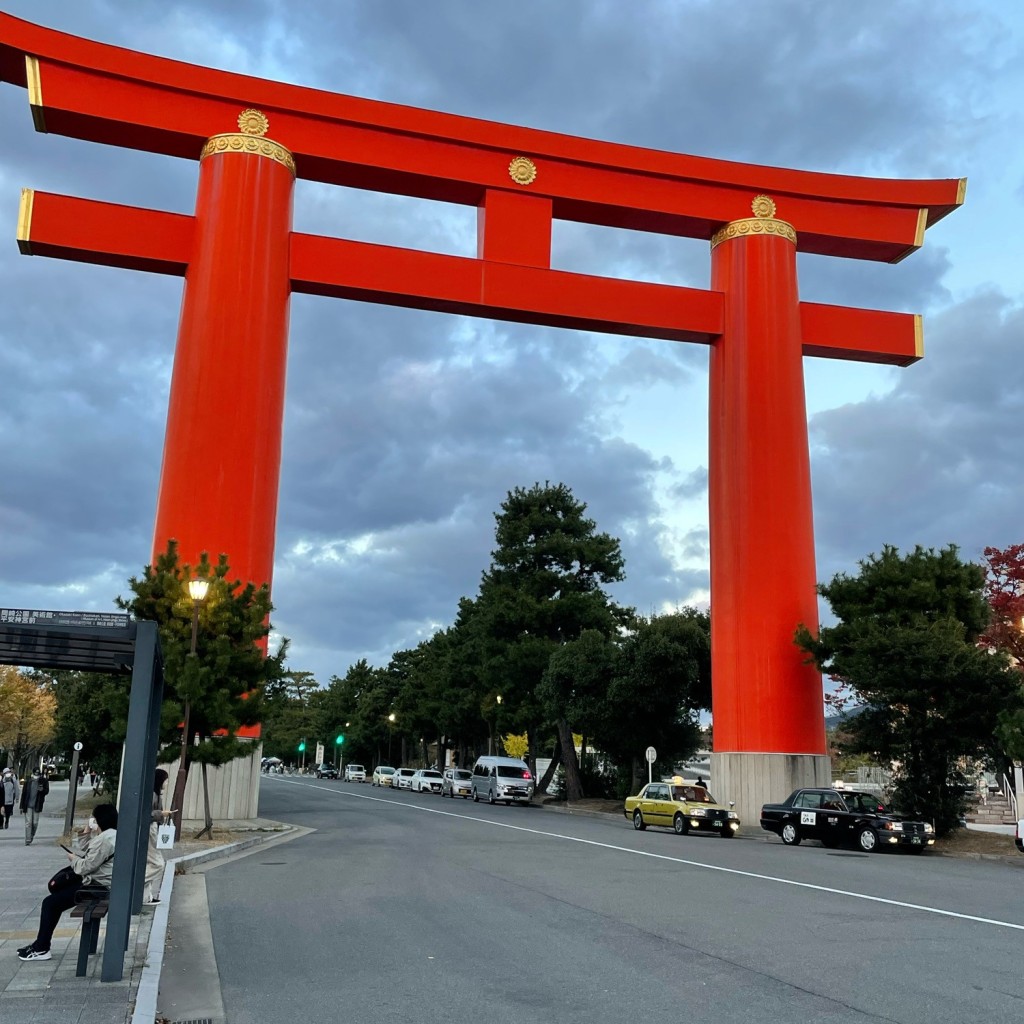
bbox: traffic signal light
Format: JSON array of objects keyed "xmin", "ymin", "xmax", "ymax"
[
  {"xmin": 298, "ymin": 740, "xmax": 305, "ymax": 752},
  {"xmin": 335, "ymin": 734, "xmax": 345, "ymax": 745}
]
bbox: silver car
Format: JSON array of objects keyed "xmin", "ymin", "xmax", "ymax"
[
  {"xmin": 442, "ymin": 768, "xmax": 473, "ymax": 799},
  {"xmin": 393, "ymin": 767, "xmax": 417, "ymax": 790}
]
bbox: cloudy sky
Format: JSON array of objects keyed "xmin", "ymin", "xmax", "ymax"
[{"xmin": 1, "ymin": 1, "xmax": 1022, "ymax": 687}]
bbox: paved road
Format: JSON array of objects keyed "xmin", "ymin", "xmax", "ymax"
[{"xmin": 197, "ymin": 775, "xmax": 1024, "ymax": 1023}]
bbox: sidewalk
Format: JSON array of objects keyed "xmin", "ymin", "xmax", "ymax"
[{"xmin": 1, "ymin": 782, "xmax": 290, "ymax": 1024}]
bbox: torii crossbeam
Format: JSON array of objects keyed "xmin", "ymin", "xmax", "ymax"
[{"xmin": 1, "ymin": 13, "xmax": 964, "ymax": 820}]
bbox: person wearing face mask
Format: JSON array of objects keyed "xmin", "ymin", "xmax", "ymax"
[
  {"xmin": 19, "ymin": 767, "xmax": 49, "ymax": 845},
  {"xmin": 17, "ymin": 803, "xmax": 117, "ymax": 962},
  {"xmin": 1, "ymin": 767, "xmax": 19, "ymax": 828}
]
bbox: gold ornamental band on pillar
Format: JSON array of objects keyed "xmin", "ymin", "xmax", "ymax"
[
  {"xmin": 199, "ymin": 108, "xmax": 296, "ymax": 176},
  {"xmin": 710, "ymin": 194, "xmax": 797, "ymax": 250}
]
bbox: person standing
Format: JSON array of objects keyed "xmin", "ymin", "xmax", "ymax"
[
  {"xmin": 144, "ymin": 768, "xmax": 170, "ymax": 904},
  {"xmin": 19, "ymin": 768, "xmax": 49, "ymax": 845},
  {"xmin": 1, "ymin": 768, "xmax": 19, "ymax": 829}
]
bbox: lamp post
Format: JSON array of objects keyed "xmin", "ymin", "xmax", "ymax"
[
  {"xmin": 387, "ymin": 712, "xmax": 396, "ymax": 764},
  {"xmin": 488, "ymin": 694, "xmax": 503, "ymax": 755},
  {"xmin": 173, "ymin": 577, "xmax": 209, "ymax": 837}
]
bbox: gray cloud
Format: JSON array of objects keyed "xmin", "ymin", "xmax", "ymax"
[{"xmin": 0, "ymin": 1, "xmax": 1021, "ymax": 683}]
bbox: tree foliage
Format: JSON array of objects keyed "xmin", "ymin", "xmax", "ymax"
[
  {"xmin": 476, "ymin": 482, "xmax": 629, "ymax": 798},
  {"xmin": 979, "ymin": 544, "xmax": 1024, "ymax": 761},
  {"xmin": 117, "ymin": 541, "xmax": 288, "ymax": 821},
  {"xmin": 0, "ymin": 666, "xmax": 56, "ymax": 772},
  {"xmin": 796, "ymin": 544, "xmax": 1020, "ymax": 834}
]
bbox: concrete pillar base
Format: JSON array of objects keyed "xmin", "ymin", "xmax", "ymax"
[{"xmin": 711, "ymin": 751, "xmax": 832, "ymax": 829}]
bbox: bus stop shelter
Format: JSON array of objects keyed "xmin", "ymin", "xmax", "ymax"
[{"xmin": 0, "ymin": 608, "xmax": 163, "ymax": 981}]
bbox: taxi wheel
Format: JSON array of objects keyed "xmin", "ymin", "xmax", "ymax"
[
  {"xmin": 673, "ymin": 813, "xmax": 687, "ymax": 835},
  {"xmin": 781, "ymin": 822, "xmax": 801, "ymax": 846},
  {"xmin": 857, "ymin": 827, "xmax": 879, "ymax": 853},
  {"xmin": 472, "ymin": 788, "xmax": 479, "ymax": 802},
  {"xmin": 632, "ymin": 809, "xmax": 646, "ymax": 831}
]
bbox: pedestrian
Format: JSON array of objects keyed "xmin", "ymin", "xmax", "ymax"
[
  {"xmin": 144, "ymin": 768, "xmax": 170, "ymax": 905},
  {"xmin": 19, "ymin": 767, "xmax": 49, "ymax": 845},
  {"xmin": 1, "ymin": 767, "xmax": 19, "ymax": 829},
  {"xmin": 17, "ymin": 803, "xmax": 117, "ymax": 962}
]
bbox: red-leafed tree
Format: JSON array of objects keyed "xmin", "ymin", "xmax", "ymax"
[
  {"xmin": 980, "ymin": 544, "xmax": 1024, "ymax": 662},
  {"xmin": 981, "ymin": 544, "xmax": 1024, "ymax": 761}
]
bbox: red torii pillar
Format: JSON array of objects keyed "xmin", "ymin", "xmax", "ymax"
[
  {"xmin": 152, "ymin": 115, "xmax": 295, "ymax": 591},
  {"xmin": 0, "ymin": 12, "xmax": 964, "ymax": 822}
]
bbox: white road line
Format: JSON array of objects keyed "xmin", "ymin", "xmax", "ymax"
[{"xmin": 270, "ymin": 776, "xmax": 1024, "ymax": 932}]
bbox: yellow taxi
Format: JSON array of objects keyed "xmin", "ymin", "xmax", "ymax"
[{"xmin": 624, "ymin": 777, "xmax": 740, "ymax": 837}]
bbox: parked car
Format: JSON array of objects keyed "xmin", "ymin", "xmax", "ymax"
[
  {"xmin": 343, "ymin": 763, "xmax": 366, "ymax": 782},
  {"xmin": 412, "ymin": 768, "xmax": 443, "ymax": 794},
  {"xmin": 443, "ymin": 767, "xmax": 473, "ymax": 799},
  {"xmin": 372, "ymin": 765, "xmax": 396, "ymax": 787},
  {"xmin": 760, "ymin": 788, "xmax": 935, "ymax": 853},
  {"xmin": 624, "ymin": 780, "xmax": 740, "ymax": 837},
  {"xmin": 393, "ymin": 767, "xmax": 417, "ymax": 790},
  {"xmin": 470, "ymin": 756, "xmax": 534, "ymax": 805},
  {"xmin": 315, "ymin": 763, "xmax": 338, "ymax": 779}
]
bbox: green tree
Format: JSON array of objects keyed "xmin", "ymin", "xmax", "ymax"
[
  {"xmin": 475, "ymin": 482, "xmax": 629, "ymax": 799},
  {"xmin": 796, "ymin": 544, "xmax": 1020, "ymax": 835},
  {"xmin": 117, "ymin": 540, "xmax": 287, "ymax": 835},
  {"xmin": 596, "ymin": 609, "xmax": 710, "ymax": 795},
  {"xmin": 50, "ymin": 670, "xmax": 129, "ymax": 793}
]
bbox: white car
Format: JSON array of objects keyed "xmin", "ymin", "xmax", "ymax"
[
  {"xmin": 372, "ymin": 765, "xmax": 396, "ymax": 787},
  {"xmin": 343, "ymin": 763, "xmax": 366, "ymax": 782},
  {"xmin": 412, "ymin": 769, "xmax": 443, "ymax": 794},
  {"xmin": 393, "ymin": 768, "xmax": 417, "ymax": 790}
]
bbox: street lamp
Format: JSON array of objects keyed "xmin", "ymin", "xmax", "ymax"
[
  {"xmin": 387, "ymin": 712, "xmax": 396, "ymax": 763},
  {"xmin": 174, "ymin": 577, "xmax": 210, "ymax": 836}
]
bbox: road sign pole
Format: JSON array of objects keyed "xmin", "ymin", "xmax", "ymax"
[
  {"xmin": 64, "ymin": 743, "xmax": 83, "ymax": 835},
  {"xmin": 645, "ymin": 746, "xmax": 657, "ymax": 787}
]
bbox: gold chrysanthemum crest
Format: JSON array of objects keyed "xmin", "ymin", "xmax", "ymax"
[
  {"xmin": 238, "ymin": 108, "xmax": 270, "ymax": 136},
  {"xmin": 508, "ymin": 156, "xmax": 537, "ymax": 186},
  {"xmin": 710, "ymin": 193, "xmax": 796, "ymax": 250}
]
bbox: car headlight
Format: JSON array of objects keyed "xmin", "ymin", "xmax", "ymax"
[
  {"xmin": 728, "ymin": 811, "xmax": 739, "ymax": 820},
  {"xmin": 689, "ymin": 807, "xmax": 707, "ymax": 817},
  {"xmin": 923, "ymin": 823, "xmax": 934, "ymax": 833},
  {"xmin": 884, "ymin": 821, "xmax": 903, "ymax": 831}
]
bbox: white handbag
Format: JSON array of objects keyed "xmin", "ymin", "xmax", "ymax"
[{"xmin": 156, "ymin": 823, "xmax": 176, "ymax": 850}]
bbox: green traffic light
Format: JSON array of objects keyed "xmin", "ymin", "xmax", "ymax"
[
  {"xmin": 335, "ymin": 734, "xmax": 345, "ymax": 745},
  {"xmin": 298, "ymin": 741, "xmax": 305, "ymax": 752}
]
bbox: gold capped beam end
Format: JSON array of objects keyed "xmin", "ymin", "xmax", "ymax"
[
  {"xmin": 17, "ymin": 188, "xmax": 35, "ymax": 255},
  {"xmin": 956, "ymin": 177, "xmax": 968, "ymax": 205},
  {"xmin": 914, "ymin": 314, "xmax": 923, "ymax": 359},
  {"xmin": 25, "ymin": 56, "xmax": 46, "ymax": 133}
]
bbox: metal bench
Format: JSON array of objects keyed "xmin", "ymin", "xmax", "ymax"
[{"xmin": 70, "ymin": 890, "xmax": 110, "ymax": 976}]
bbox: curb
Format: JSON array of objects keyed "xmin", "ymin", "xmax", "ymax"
[{"xmin": 131, "ymin": 828, "xmax": 295, "ymax": 1024}]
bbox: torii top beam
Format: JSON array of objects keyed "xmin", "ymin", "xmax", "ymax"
[{"xmin": 0, "ymin": 12, "xmax": 963, "ymax": 264}]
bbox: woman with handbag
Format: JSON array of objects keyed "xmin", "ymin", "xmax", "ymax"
[
  {"xmin": 143, "ymin": 768, "xmax": 169, "ymax": 905},
  {"xmin": 17, "ymin": 802, "xmax": 117, "ymax": 962}
]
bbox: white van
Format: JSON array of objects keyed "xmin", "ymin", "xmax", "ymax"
[{"xmin": 471, "ymin": 756, "xmax": 534, "ymax": 805}]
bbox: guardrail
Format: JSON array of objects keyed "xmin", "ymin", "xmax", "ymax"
[{"xmin": 1000, "ymin": 773, "xmax": 1018, "ymax": 820}]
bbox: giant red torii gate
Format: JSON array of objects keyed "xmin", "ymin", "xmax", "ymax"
[{"xmin": 1, "ymin": 13, "xmax": 963, "ymax": 817}]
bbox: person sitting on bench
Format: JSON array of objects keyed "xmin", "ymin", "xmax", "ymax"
[{"xmin": 17, "ymin": 803, "xmax": 117, "ymax": 962}]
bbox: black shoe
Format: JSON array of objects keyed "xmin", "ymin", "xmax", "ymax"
[{"xmin": 19, "ymin": 948, "xmax": 51, "ymax": 961}]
